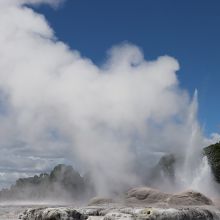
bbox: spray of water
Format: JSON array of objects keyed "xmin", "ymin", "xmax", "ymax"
[
  {"xmin": 170, "ymin": 91, "xmax": 218, "ymax": 196},
  {"xmin": 190, "ymin": 156, "xmax": 215, "ymax": 194}
]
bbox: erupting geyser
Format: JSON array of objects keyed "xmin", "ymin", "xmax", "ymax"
[
  {"xmin": 0, "ymin": 0, "xmax": 219, "ymax": 219},
  {"xmin": 0, "ymin": 0, "xmax": 218, "ymax": 196}
]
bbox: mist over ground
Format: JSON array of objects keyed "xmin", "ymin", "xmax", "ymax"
[{"xmin": 0, "ymin": 0, "xmax": 219, "ymax": 198}]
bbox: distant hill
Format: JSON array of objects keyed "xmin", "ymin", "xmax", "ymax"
[{"xmin": 0, "ymin": 164, "xmax": 94, "ymax": 202}]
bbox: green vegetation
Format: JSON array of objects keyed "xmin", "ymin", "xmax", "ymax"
[{"xmin": 204, "ymin": 142, "xmax": 220, "ymax": 183}]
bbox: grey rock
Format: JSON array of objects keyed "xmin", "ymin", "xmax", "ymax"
[
  {"xmin": 20, "ymin": 206, "xmax": 220, "ymax": 220},
  {"xmin": 134, "ymin": 207, "xmax": 220, "ymax": 220},
  {"xmin": 20, "ymin": 207, "xmax": 88, "ymax": 220}
]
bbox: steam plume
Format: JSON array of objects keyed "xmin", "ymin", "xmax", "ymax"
[{"xmin": 0, "ymin": 0, "xmax": 219, "ymax": 196}]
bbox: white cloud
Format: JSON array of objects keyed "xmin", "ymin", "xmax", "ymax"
[
  {"xmin": 0, "ymin": 0, "xmax": 65, "ymax": 8},
  {"xmin": 0, "ymin": 1, "xmax": 219, "ymax": 196}
]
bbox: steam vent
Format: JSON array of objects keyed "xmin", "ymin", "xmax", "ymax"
[{"xmin": 20, "ymin": 187, "xmax": 220, "ymax": 220}]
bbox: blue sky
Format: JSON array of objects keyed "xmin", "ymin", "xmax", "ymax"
[{"xmin": 35, "ymin": 0, "xmax": 220, "ymax": 135}]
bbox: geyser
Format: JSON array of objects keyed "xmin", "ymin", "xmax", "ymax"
[{"xmin": 0, "ymin": 0, "xmax": 219, "ymax": 198}]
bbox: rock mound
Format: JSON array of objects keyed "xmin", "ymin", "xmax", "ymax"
[
  {"xmin": 126, "ymin": 187, "xmax": 170, "ymax": 204},
  {"xmin": 126, "ymin": 187, "xmax": 213, "ymax": 206},
  {"xmin": 168, "ymin": 190, "xmax": 213, "ymax": 206}
]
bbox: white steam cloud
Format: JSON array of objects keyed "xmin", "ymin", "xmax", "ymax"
[{"xmin": 0, "ymin": 0, "xmax": 219, "ymax": 195}]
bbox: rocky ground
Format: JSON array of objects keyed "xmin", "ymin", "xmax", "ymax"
[
  {"xmin": 19, "ymin": 205, "xmax": 220, "ymax": 220},
  {"xmin": 18, "ymin": 187, "xmax": 220, "ymax": 220}
]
